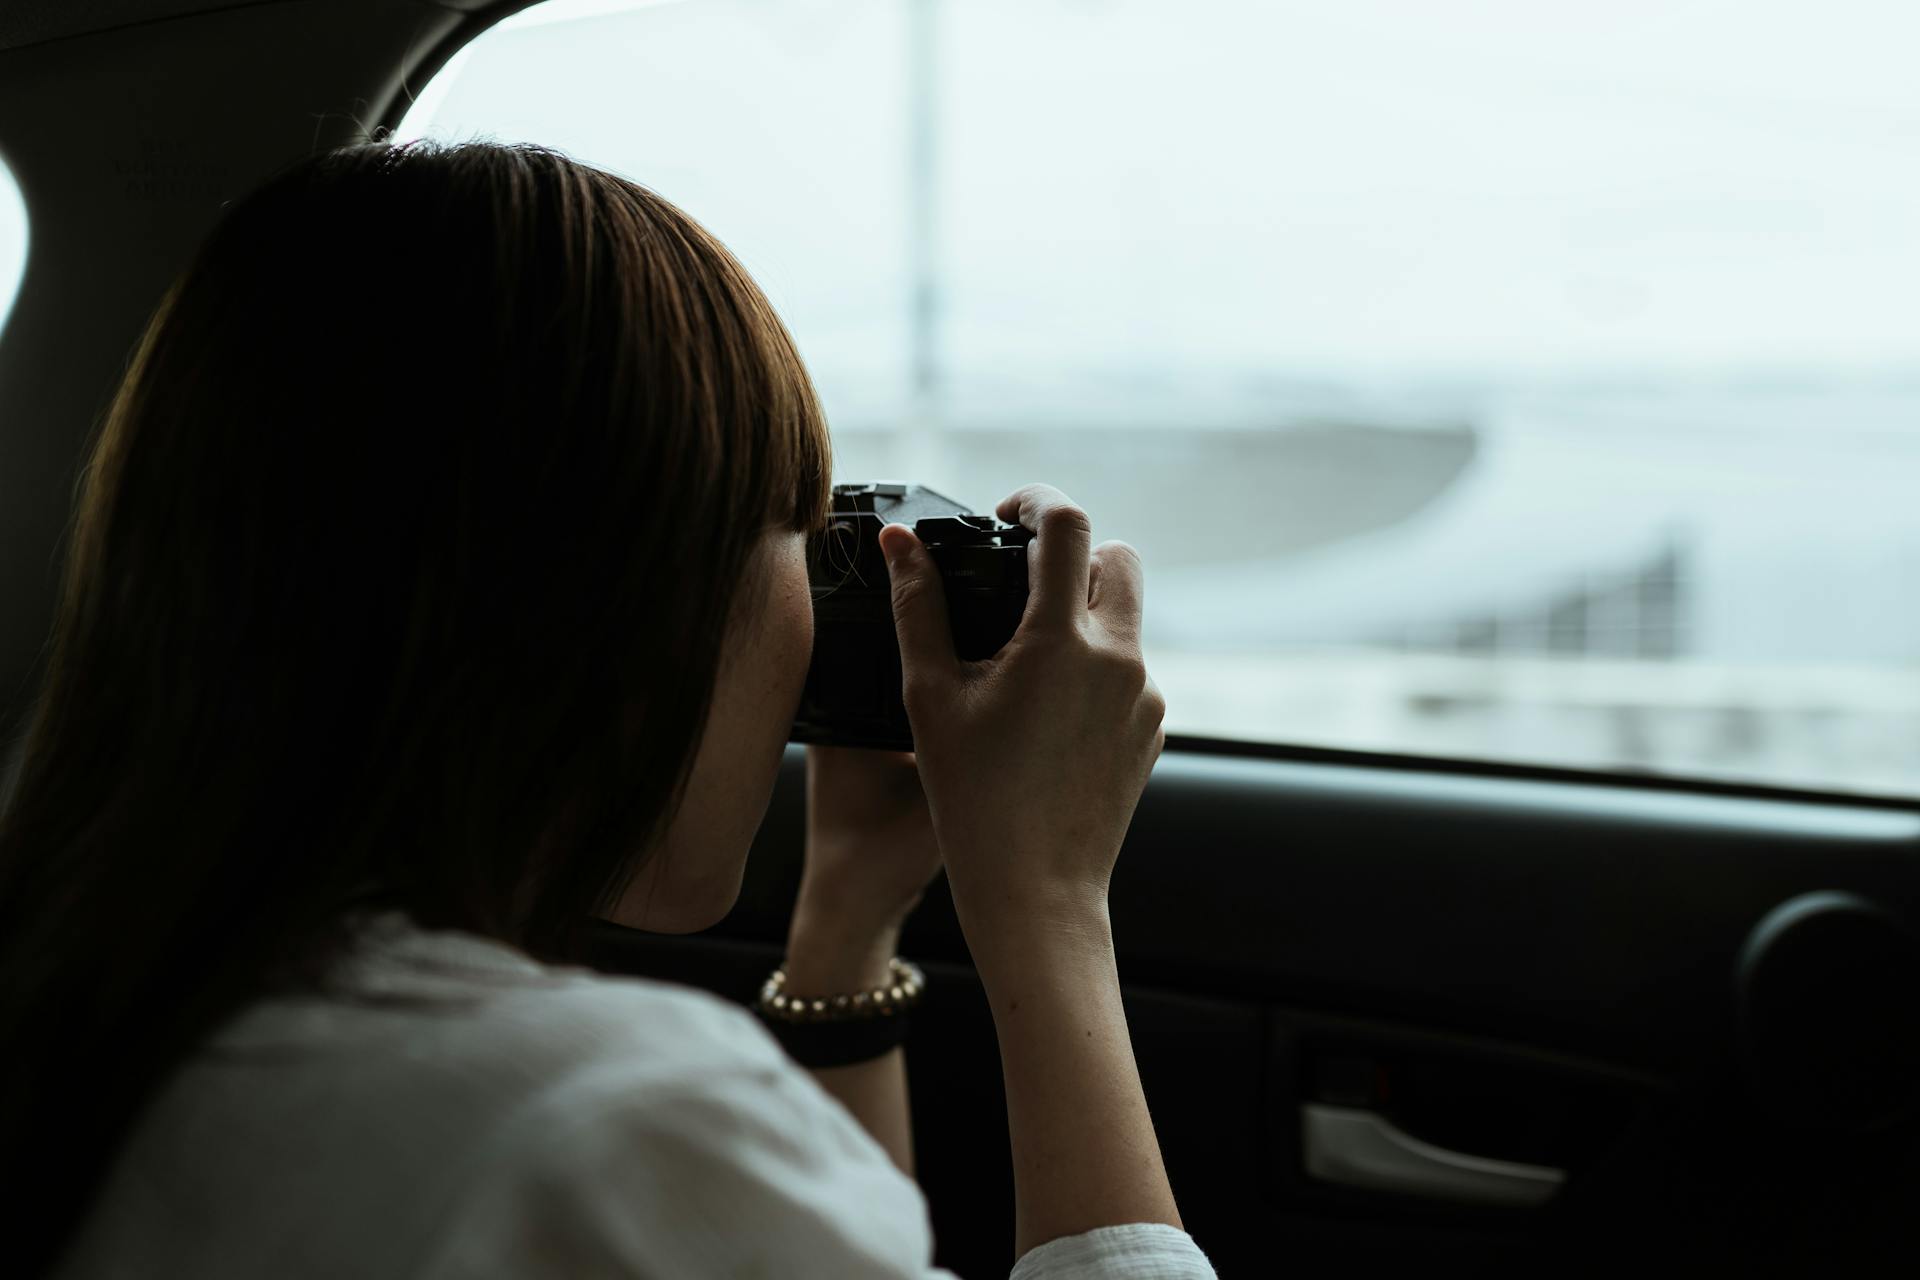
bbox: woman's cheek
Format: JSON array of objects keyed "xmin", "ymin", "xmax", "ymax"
[{"xmin": 779, "ymin": 535, "xmax": 815, "ymax": 711}]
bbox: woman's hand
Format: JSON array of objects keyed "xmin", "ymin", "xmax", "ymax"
[
  {"xmin": 878, "ymin": 487, "xmax": 1185, "ymax": 1252},
  {"xmin": 877, "ymin": 483, "xmax": 1165, "ymax": 959},
  {"xmin": 784, "ymin": 746, "xmax": 945, "ymax": 993}
]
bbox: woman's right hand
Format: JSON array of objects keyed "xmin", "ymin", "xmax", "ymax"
[
  {"xmin": 876, "ymin": 483, "xmax": 1166, "ymax": 948},
  {"xmin": 883, "ymin": 485, "xmax": 1199, "ymax": 1261}
]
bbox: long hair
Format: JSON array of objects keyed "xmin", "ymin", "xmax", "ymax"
[{"xmin": 0, "ymin": 138, "xmax": 830, "ymax": 1274}]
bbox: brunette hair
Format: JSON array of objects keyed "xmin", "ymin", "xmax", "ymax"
[{"xmin": 0, "ymin": 138, "xmax": 830, "ymax": 1273}]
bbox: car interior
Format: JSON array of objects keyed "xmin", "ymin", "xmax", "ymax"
[{"xmin": 3, "ymin": 2, "xmax": 1917, "ymax": 1275}]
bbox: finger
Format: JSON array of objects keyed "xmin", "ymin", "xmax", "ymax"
[
  {"xmin": 1142, "ymin": 673, "xmax": 1168, "ymax": 762},
  {"xmin": 1142, "ymin": 672, "xmax": 1167, "ymax": 731},
  {"xmin": 995, "ymin": 483, "xmax": 1092, "ymax": 631},
  {"xmin": 878, "ymin": 522, "xmax": 958, "ymax": 687},
  {"xmin": 1087, "ymin": 540, "xmax": 1144, "ymax": 640}
]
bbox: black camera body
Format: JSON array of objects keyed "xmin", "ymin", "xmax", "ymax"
[{"xmin": 790, "ymin": 483, "xmax": 1034, "ymax": 751}]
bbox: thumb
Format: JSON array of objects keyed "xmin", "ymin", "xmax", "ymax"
[{"xmin": 879, "ymin": 523, "xmax": 958, "ymax": 677}]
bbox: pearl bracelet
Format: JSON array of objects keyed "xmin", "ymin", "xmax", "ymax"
[{"xmin": 756, "ymin": 957, "xmax": 926, "ymax": 1023}]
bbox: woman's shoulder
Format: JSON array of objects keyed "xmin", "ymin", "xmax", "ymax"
[
  {"xmin": 211, "ymin": 912, "xmax": 790, "ymax": 1085},
  {"xmin": 277, "ymin": 916, "xmax": 941, "ymax": 1278},
  {"xmin": 67, "ymin": 917, "xmax": 933, "ymax": 1279}
]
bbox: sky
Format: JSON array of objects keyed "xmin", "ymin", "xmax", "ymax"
[
  {"xmin": 395, "ymin": 0, "xmax": 1920, "ymax": 404},
  {"xmin": 385, "ymin": 0, "xmax": 1920, "ymax": 672},
  {"xmin": 10, "ymin": 3, "xmax": 1920, "ymax": 388}
]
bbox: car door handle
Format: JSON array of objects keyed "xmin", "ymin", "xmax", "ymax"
[{"xmin": 1301, "ymin": 1103, "xmax": 1567, "ymax": 1207}]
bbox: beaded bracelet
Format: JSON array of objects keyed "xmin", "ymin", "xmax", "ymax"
[
  {"xmin": 755, "ymin": 957, "xmax": 926, "ymax": 1023},
  {"xmin": 752, "ymin": 958, "xmax": 927, "ymax": 1068}
]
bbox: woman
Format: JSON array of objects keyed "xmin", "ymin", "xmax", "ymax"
[{"xmin": 0, "ymin": 140, "xmax": 1209, "ymax": 1277}]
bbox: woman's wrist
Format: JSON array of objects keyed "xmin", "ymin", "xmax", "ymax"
[
  {"xmin": 953, "ymin": 880, "xmax": 1112, "ymax": 965},
  {"xmin": 784, "ymin": 900, "xmax": 903, "ymax": 994},
  {"xmin": 960, "ymin": 899, "xmax": 1116, "ymax": 1007}
]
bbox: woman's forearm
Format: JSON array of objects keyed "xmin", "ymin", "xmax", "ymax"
[
  {"xmin": 970, "ymin": 902, "xmax": 1181, "ymax": 1258},
  {"xmin": 783, "ymin": 919, "xmax": 916, "ymax": 1176}
]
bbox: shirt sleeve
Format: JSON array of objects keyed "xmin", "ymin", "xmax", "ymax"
[{"xmin": 1011, "ymin": 1223, "xmax": 1218, "ymax": 1280}]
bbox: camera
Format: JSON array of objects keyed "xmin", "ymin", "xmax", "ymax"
[{"xmin": 790, "ymin": 483, "xmax": 1034, "ymax": 751}]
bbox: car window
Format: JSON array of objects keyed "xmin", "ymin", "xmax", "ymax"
[
  {"xmin": 0, "ymin": 151, "xmax": 25, "ymax": 340},
  {"xmin": 397, "ymin": 0, "xmax": 1920, "ymax": 798}
]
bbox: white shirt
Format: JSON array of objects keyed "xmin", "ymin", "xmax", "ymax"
[{"xmin": 58, "ymin": 914, "xmax": 1217, "ymax": 1279}]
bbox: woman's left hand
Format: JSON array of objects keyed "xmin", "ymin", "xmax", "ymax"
[{"xmin": 785, "ymin": 746, "xmax": 945, "ymax": 992}]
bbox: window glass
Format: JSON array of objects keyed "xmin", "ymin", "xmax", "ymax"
[
  {"xmin": 0, "ymin": 151, "xmax": 26, "ymax": 340},
  {"xmin": 399, "ymin": 0, "xmax": 1920, "ymax": 797}
]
